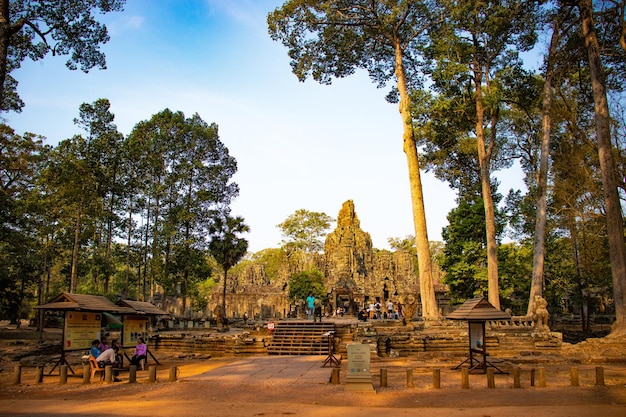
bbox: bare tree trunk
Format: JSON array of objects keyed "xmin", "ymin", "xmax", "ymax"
[
  {"xmin": 528, "ymin": 22, "xmax": 560, "ymax": 316},
  {"xmin": 474, "ymin": 67, "xmax": 500, "ymax": 309},
  {"xmin": 221, "ymin": 270, "xmax": 228, "ymax": 324},
  {"xmin": 125, "ymin": 195, "xmax": 133, "ymax": 291},
  {"xmin": 70, "ymin": 206, "xmax": 82, "ymax": 293},
  {"xmin": 394, "ymin": 42, "xmax": 439, "ymax": 319},
  {"xmin": 579, "ymin": 0, "xmax": 626, "ymax": 334}
]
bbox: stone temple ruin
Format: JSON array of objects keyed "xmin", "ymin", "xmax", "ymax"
[
  {"xmin": 153, "ymin": 200, "xmax": 565, "ymax": 360},
  {"xmin": 207, "ymin": 200, "xmax": 447, "ymax": 321}
]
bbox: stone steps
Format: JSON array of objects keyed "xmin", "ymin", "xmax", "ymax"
[{"xmin": 266, "ymin": 321, "xmax": 335, "ymax": 355}]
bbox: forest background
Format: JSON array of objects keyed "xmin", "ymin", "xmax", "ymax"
[{"xmin": 1, "ymin": 0, "xmax": 625, "ymax": 335}]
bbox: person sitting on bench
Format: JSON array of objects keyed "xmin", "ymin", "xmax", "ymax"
[
  {"xmin": 90, "ymin": 339, "xmax": 102, "ymax": 358},
  {"xmin": 96, "ymin": 345, "xmax": 121, "ymax": 381},
  {"xmin": 130, "ymin": 337, "xmax": 147, "ymax": 370}
]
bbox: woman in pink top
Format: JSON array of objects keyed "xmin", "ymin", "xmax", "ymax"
[{"xmin": 130, "ymin": 337, "xmax": 147, "ymax": 368}]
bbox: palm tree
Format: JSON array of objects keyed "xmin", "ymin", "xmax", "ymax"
[{"xmin": 208, "ymin": 215, "xmax": 249, "ymax": 325}]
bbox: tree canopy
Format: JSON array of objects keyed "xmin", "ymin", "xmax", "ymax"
[
  {"xmin": 277, "ymin": 208, "xmax": 334, "ymax": 253},
  {"xmin": 0, "ymin": 0, "xmax": 125, "ymax": 111}
]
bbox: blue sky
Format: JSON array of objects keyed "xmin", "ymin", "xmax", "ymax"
[{"xmin": 5, "ymin": 0, "xmax": 524, "ymax": 253}]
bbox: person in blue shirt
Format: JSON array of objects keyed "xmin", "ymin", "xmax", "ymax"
[
  {"xmin": 306, "ymin": 292, "xmax": 315, "ymax": 320},
  {"xmin": 90, "ymin": 339, "xmax": 102, "ymax": 358}
]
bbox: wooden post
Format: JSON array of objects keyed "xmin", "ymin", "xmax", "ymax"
[
  {"xmin": 512, "ymin": 367, "xmax": 521, "ymax": 388},
  {"xmin": 11, "ymin": 364, "xmax": 21, "ymax": 385},
  {"xmin": 148, "ymin": 365, "xmax": 157, "ymax": 383},
  {"xmin": 595, "ymin": 366, "xmax": 604, "ymax": 386},
  {"xmin": 406, "ymin": 368, "xmax": 414, "ymax": 388},
  {"xmin": 380, "ymin": 369, "xmax": 387, "ymax": 388},
  {"xmin": 36, "ymin": 365, "xmax": 45, "ymax": 384},
  {"xmin": 487, "ymin": 368, "xmax": 495, "ymax": 388},
  {"xmin": 104, "ymin": 365, "xmax": 113, "ymax": 383},
  {"xmin": 461, "ymin": 367, "xmax": 470, "ymax": 389},
  {"xmin": 433, "ymin": 368, "xmax": 441, "ymax": 389},
  {"xmin": 331, "ymin": 368, "xmax": 340, "ymax": 385},
  {"xmin": 530, "ymin": 368, "xmax": 535, "ymax": 387},
  {"xmin": 538, "ymin": 367, "xmax": 546, "ymax": 387},
  {"xmin": 83, "ymin": 365, "xmax": 91, "ymax": 384},
  {"xmin": 59, "ymin": 365, "xmax": 68, "ymax": 385},
  {"xmin": 169, "ymin": 366, "xmax": 178, "ymax": 382},
  {"xmin": 129, "ymin": 365, "xmax": 137, "ymax": 383},
  {"xmin": 570, "ymin": 367, "xmax": 579, "ymax": 387}
]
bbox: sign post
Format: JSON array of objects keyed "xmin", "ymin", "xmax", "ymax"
[{"xmin": 345, "ymin": 343, "xmax": 374, "ymax": 391}]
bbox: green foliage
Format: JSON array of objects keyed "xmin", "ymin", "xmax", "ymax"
[
  {"xmin": 388, "ymin": 236, "xmax": 417, "ymax": 256},
  {"xmin": 268, "ymin": 1, "xmax": 434, "ymax": 98},
  {"xmin": 0, "ymin": 125, "xmax": 49, "ymax": 321},
  {"xmin": 0, "ymin": 0, "xmax": 126, "ymax": 111},
  {"xmin": 127, "ymin": 109, "xmax": 239, "ymax": 307},
  {"xmin": 497, "ymin": 242, "xmax": 532, "ymax": 315},
  {"xmin": 209, "ymin": 214, "xmax": 249, "ymax": 317},
  {"xmin": 250, "ymin": 248, "xmax": 287, "ymax": 284},
  {"xmin": 209, "ymin": 216, "xmax": 250, "ymax": 274},
  {"xmin": 440, "ymin": 193, "xmax": 505, "ymax": 303},
  {"xmin": 287, "ymin": 269, "xmax": 326, "ymax": 303},
  {"xmin": 277, "ymin": 209, "xmax": 334, "ymax": 253}
]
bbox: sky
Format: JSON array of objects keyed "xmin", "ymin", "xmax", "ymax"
[{"xmin": 5, "ymin": 0, "xmax": 525, "ymax": 253}]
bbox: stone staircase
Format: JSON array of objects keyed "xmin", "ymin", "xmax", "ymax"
[{"xmin": 266, "ymin": 321, "xmax": 335, "ymax": 355}]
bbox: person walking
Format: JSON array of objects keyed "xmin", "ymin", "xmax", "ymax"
[{"xmin": 306, "ymin": 292, "xmax": 315, "ymax": 320}]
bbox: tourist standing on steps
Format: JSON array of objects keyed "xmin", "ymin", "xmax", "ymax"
[
  {"xmin": 306, "ymin": 292, "xmax": 315, "ymax": 320},
  {"xmin": 387, "ymin": 300, "xmax": 394, "ymax": 318}
]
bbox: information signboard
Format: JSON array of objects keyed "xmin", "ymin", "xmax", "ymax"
[
  {"xmin": 469, "ymin": 322, "xmax": 485, "ymax": 350},
  {"xmin": 64, "ymin": 312, "xmax": 101, "ymax": 351},
  {"xmin": 347, "ymin": 343, "xmax": 370, "ymax": 374},
  {"xmin": 123, "ymin": 317, "xmax": 148, "ymax": 347}
]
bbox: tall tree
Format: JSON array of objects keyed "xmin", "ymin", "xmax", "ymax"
[
  {"xmin": 126, "ymin": 109, "xmax": 239, "ymax": 308},
  {"xmin": 0, "ymin": 0, "xmax": 125, "ymax": 111},
  {"xmin": 208, "ymin": 215, "xmax": 249, "ymax": 324},
  {"xmin": 74, "ymin": 98, "xmax": 124, "ymax": 294},
  {"xmin": 41, "ymin": 135, "xmax": 101, "ymax": 293},
  {"xmin": 577, "ymin": 0, "xmax": 626, "ymax": 334},
  {"xmin": 268, "ymin": 0, "xmax": 440, "ymax": 319},
  {"xmin": 0, "ymin": 124, "xmax": 48, "ymax": 323},
  {"xmin": 423, "ymin": 0, "xmax": 539, "ymax": 308},
  {"xmin": 277, "ymin": 209, "xmax": 334, "ymax": 254},
  {"xmin": 528, "ymin": 18, "xmax": 562, "ymax": 315}
]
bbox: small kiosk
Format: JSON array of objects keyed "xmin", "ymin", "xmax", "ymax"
[
  {"xmin": 448, "ymin": 297, "xmax": 511, "ymax": 374},
  {"xmin": 35, "ymin": 293, "xmax": 134, "ymax": 375}
]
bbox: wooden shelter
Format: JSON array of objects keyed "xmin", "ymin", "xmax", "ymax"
[
  {"xmin": 116, "ymin": 300, "xmax": 166, "ymax": 316},
  {"xmin": 35, "ymin": 293, "xmax": 135, "ymax": 374},
  {"xmin": 448, "ymin": 297, "xmax": 511, "ymax": 373}
]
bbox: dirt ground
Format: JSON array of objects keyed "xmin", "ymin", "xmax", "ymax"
[{"xmin": 0, "ymin": 326, "xmax": 625, "ymax": 416}]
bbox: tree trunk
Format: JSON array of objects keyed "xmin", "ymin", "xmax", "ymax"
[
  {"xmin": 70, "ymin": 206, "xmax": 82, "ymax": 293},
  {"xmin": 474, "ymin": 68, "xmax": 500, "ymax": 309},
  {"xmin": 579, "ymin": 0, "xmax": 626, "ymax": 334},
  {"xmin": 125, "ymin": 194, "xmax": 133, "ymax": 290},
  {"xmin": 528, "ymin": 22, "xmax": 559, "ymax": 316},
  {"xmin": 394, "ymin": 41, "xmax": 439, "ymax": 319},
  {"xmin": 0, "ymin": 0, "xmax": 10, "ymax": 110},
  {"xmin": 221, "ymin": 269, "xmax": 228, "ymax": 324}
]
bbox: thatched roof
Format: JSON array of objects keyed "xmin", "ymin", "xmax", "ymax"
[
  {"xmin": 35, "ymin": 293, "xmax": 135, "ymax": 314},
  {"xmin": 117, "ymin": 299, "xmax": 169, "ymax": 316},
  {"xmin": 446, "ymin": 297, "xmax": 511, "ymax": 321}
]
